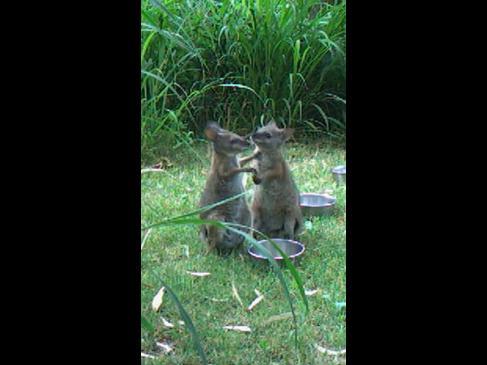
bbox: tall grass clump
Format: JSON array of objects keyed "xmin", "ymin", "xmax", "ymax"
[{"xmin": 141, "ymin": 0, "xmax": 346, "ymax": 162}]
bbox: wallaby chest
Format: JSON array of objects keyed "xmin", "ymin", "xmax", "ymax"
[{"xmin": 253, "ymin": 151, "xmax": 299, "ymax": 205}]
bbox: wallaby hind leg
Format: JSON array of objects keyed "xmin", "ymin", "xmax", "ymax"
[
  {"xmin": 200, "ymin": 225, "xmax": 215, "ymax": 255},
  {"xmin": 205, "ymin": 241, "xmax": 216, "ymax": 255},
  {"xmin": 216, "ymin": 247, "xmax": 232, "ymax": 256},
  {"xmin": 205, "ymin": 224, "xmax": 223, "ymax": 255},
  {"xmin": 283, "ymin": 216, "xmax": 297, "ymax": 240},
  {"xmin": 199, "ymin": 225, "xmax": 215, "ymax": 254}
]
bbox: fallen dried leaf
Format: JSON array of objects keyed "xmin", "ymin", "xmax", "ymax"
[
  {"xmin": 232, "ymin": 281, "xmax": 244, "ymax": 308},
  {"xmin": 262, "ymin": 312, "xmax": 293, "ymax": 325},
  {"xmin": 247, "ymin": 290, "xmax": 264, "ymax": 312},
  {"xmin": 141, "ymin": 168, "xmax": 166, "ymax": 174},
  {"xmin": 315, "ymin": 344, "xmax": 346, "ymax": 356},
  {"xmin": 156, "ymin": 341, "xmax": 173, "ymax": 354},
  {"xmin": 141, "ymin": 352, "xmax": 156, "ymax": 359},
  {"xmin": 247, "ymin": 295, "xmax": 264, "ymax": 311},
  {"xmin": 305, "ymin": 289, "xmax": 319, "ymax": 296},
  {"xmin": 178, "ymin": 320, "xmax": 185, "ymax": 326},
  {"xmin": 151, "ymin": 158, "xmax": 173, "ymax": 170},
  {"xmin": 223, "ymin": 325, "xmax": 251, "ymax": 332},
  {"xmin": 161, "ymin": 317, "xmax": 174, "ymax": 328},
  {"xmin": 151, "ymin": 287, "xmax": 165, "ymax": 312},
  {"xmin": 186, "ymin": 271, "xmax": 211, "ymax": 277},
  {"xmin": 182, "ymin": 245, "xmax": 189, "ymax": 258},
  {"xmin": 141, "ymin": 228, "xmax": 152, "ymax": 250}
]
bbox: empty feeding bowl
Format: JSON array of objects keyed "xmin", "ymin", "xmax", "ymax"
[
  {"xmin": 248, "ymin": 239, "xmax": 305, "ymax": 261},
  {"xmin": 300, "ymin": 193, "xmax": 337, "ymax": 217},
  {"xmin": 332, "ymin": 165, "xmax": 346, "ymax": 185}
]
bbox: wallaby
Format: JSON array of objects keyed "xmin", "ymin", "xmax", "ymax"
[
  {"xmin": 240, "ymin": 121, "xmax": 303, "ymax": 240},
  {"xmin": 199, "ymin": 122, "xmax": 257, "ymax": 253}
]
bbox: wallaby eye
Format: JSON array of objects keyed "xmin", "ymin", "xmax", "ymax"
[
  {"xmin": 264, "ymin": 132, "xmax": 271, "ymax": 139},
  {"xmin": 230, "ymin": 139, "xmax": 237, "ymax": 144}
]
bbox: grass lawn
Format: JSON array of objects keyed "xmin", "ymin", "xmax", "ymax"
[{"xmin": 141, "ymin": 142, "xmax": 346, "ymax": 365}]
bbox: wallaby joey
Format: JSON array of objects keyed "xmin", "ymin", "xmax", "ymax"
[
  {"xmin": 241, "ymin": 121, "xmax": 303, "ymax": 240},
  {"xmin": 199, "ymin": 122, "xmax": 256, "ymax": 253}
]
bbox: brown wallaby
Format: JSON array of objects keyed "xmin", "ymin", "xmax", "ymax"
[
  {"xmin": 199, "ymin": 122, "xmax": 257, "ymax": 253},
  {"xmin": 240, "ymin": 121, "xmax": 303, "ymax": 240}
]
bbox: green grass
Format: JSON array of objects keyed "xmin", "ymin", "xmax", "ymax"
[
  {"xmin": 141, "ymin": 0, "xmax": 346, "ymax": 161},
  {"xmin": 141, "ymin": 143, "xmax": 346, "ymax": 364}
]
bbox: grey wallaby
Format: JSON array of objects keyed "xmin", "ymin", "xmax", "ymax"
[
  {"xmin": 240, "ymin": 121, "xmax": 303, "ymax": 240},
  {"xmin": 199, "ymin": 122, "xmax": 257, "ymax": 253}
]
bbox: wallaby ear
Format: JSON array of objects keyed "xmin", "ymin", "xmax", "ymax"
[
  {"xmin": 281, "ymin": 128, "xmax": 294, "ymax": 141},
  {"xmin": 267, "ymin": 120, "xmax": 277, "ymax": 128},
  {"xmin": 204, "ymin": 123, "xmax": 220, "ymax": 141}
]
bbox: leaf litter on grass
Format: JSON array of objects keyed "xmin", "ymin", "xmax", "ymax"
[
  {"xmin": 186, "ymin": 271, "xmax": 211, "ymax": 277},
  {"xmin": 247, "ymin": 289, "xmax": 264, "ymax": 312},
  {"xmin": 222, "ymin": 325, "xmax": 252, "ymax": 333},
  {"xmin": 151, "ymin": 286, "xmax": 165, "ymax": 312}
]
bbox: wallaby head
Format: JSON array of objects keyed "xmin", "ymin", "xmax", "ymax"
[
  {"xmin": 204, "ymin": 122, "xmax": 250, "ymax": 155},
  {"xmin": 251, "ymin": 121, "xmax": 294, "ymax": 151}
]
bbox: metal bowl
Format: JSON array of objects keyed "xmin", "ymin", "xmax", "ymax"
[
  {"xmin": 248, "ymin": 239, "xmax": 305, "ymax": 261},
  {"xmin": 332, "ymin": 165, "xmax": 346, "ymax": 185},
  {"xmin": 300, "ymin": 193, "xmax": 336, "ymax": 217}
]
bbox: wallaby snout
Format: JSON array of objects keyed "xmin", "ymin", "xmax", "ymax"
[{"xmin": 240, "ymin": 137, "xmax": 250, "ymax": 148}]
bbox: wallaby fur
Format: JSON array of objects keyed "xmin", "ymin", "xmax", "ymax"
[
  {"xmin": 241, "ymin": 121, "xmax": 303, "ymax": 240},
  {"xmin": 199, "ymin": 122, "xmax": 256, "ymax": 253}
]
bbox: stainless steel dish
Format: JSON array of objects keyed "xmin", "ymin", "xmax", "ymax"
[
  {"xmin": 300, "ymin": 193, "xmax": 337, "ymax": 217},
  {"xmin": 332, "ymin": 165, "xmax": 346, "ymax": 185},
  {"xmin": 248, "ymin": 239, "xmax": 305, "ymax": 261}
]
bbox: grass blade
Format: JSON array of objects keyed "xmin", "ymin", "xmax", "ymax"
[
  {"xmin": 218, "ymin": 84, "xmax": 264, "ymax": 103},
  {"xmin": 142, "ymin": 190, "xmax": 252, "ymax": 230},
  {"xmin": 141, "ymin": 315, "xmax": 155, "ymax": 332},
  {"xmin": 147, "ymin": 272, "xmax": 208, "ymax": 365}
]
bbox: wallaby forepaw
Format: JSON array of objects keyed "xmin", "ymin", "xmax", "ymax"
[{"xmin": 252, "ymin": 175, "xmax": 262, "ymax": 184}]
